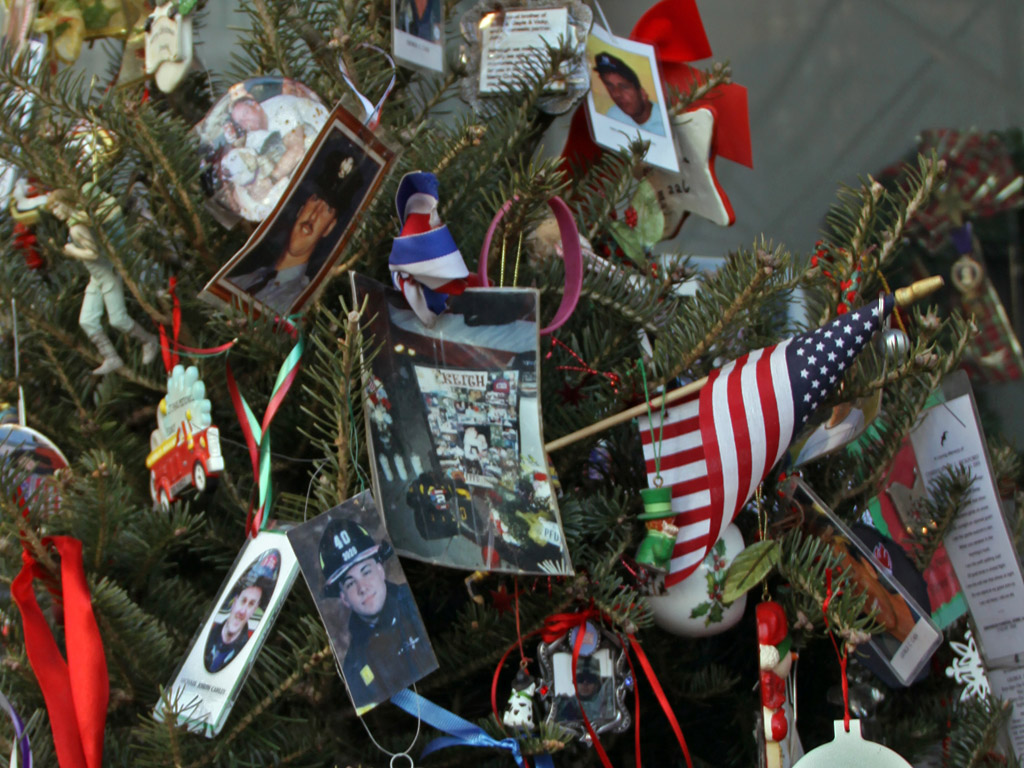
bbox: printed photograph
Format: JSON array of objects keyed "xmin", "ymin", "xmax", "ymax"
[
  {"xmin": 550, "ymin": 649, "xmax": 617, "ymax": 725},
  {"xmin": 789, "ymin": 391, "xmax": 882, "ymax": 467},
  {"xmin": 287, "ymin": 491, "xmax": 438, "ymax": 714},
  {"xmin": 202, "ymin": 105, "xmax": 394, "ymax": 318},
  {"xmin": 0, "ymin": 424, "xmax": 69, "ymax": 511},
  {"xmin": 392, "ymin": 0, "xmax": 443, "ymax": 72},
  {"xmin": 793, "ymin": 479, "xmax": 942, "ymax": 686},
  {"xmin": 353, "ymin": 273, "xmax": 573, "ymax": 576},
  {"xmin": 195, "ymin": 76, "xmax": 329, "ymax": 223},
  {"xmin": 584, "ymin": 24, "xmax": 678, "ymax": 172},
  {"xmin": 155, "ymin": 527, "xmax": 298, "ymax": 737}
]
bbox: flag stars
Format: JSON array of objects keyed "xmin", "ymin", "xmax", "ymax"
[
  {"xmin": 828, "ymin": 352, "xmax": 837, "ymax": 362},
  {"xmin": 816, "ymin": 342, "xmax": 825, "ymax": 351},
  {"xmin": 820, "ymin": 366, "xmax": 828, "ymax": 375},
  {"xmin": 838, "ymin": 361, "xmax": 846, "ymax": 370},
  {"xmin": 855, "ymin": 334, "xmax": 864, "ymax": 343},
  {"xmin": 804, "ymin": 393, "xmax": 812, "ymax": 402},
  {"xmin": 800, "ymin": 369, "xmax": 809, "ymax": 379},
  {"xmin": 863, "ymin": 320, "xmax": 873, "ymax": 330},
  {"xmin": 824, "ymin": 330, "xmax": 833, "ymax": 338},
  {"xmin": 797, "ymin": 348, "xmax": 805, "ymax": 357},
  {"xmin": 829, "ymin": 375, "xmax": 837, "ymax": 383},
  {"xmin": 872, "ymin": 306, "xmax": 881, "ymax": 316},
  {"xmin": 847, "ymin": 348, "xmax": 855, "ymax": 357},
  {"xmin": 808, "ymin": 355, "xmax": 817, "ymax": 365},
  {"xmin": 836, "ymin": 338, "xmax": 845, "ymax": 348},
  {"xmin": 844, "ymin": 325, "xmax": 853, "ymax": 334},
  {"xmin": 811, "ymin": 380, "xmax": 820, "ymax": 389}
]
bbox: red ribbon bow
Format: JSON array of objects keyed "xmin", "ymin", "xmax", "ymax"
[{"xmin": 11, "ymin": 537, "xmax": 109, "ymax": 768}]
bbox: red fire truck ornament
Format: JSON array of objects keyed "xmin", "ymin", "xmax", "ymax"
[{"xmin": 147, "ymin": 364, "xmax": 224, "ymax": 509}]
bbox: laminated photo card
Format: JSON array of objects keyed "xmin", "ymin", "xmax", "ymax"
[
  {"xmin": 155, "ymin": 526, "xmax": 298, "ymax": 736},
  {"xmin": 352, "ymin": 273, "xmax": 573, "ymax": 576},
  {"xmin": 287, "ymin": 491, "xmax": 438, "ymax": 715}
]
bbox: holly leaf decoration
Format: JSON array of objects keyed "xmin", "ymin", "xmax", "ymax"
[
  {"xmin": 690, "ymin": 601, "xmax": 711, "ymax": 619},
  {"xmin": 708, "ymin": 603, "xmax": 724, "ymax": 626},
  {"xmin": 722, "ymin": 540, "xmax": 780, "ymax": 603},
  {"xmin": 607, "ymin": 220, "xmax": 646, "ymax": 267},
  {"xmin": 632, "ymin": 179, "xmax": 664, "ymax": 249}
]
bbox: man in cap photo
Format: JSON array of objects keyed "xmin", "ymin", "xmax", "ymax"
[
  {"xmin": 319, "ymin": 518, "xmax": 436, "ymax": 709},
  {"xmin": 593, "ymin": 51, "xmax": 666, "ymax": 136}
]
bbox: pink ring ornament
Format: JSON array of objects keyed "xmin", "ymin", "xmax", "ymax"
[{"xmin": 477, "ymin": 196, "xmax": 582, "ymax": 335}]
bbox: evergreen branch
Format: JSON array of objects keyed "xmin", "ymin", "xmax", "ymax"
[
  {"xmin": 122, "ymin": 107, "xmax": 215, "ymax": 272},
  {"xmin": 250, "ymin": 0, "xmax": 294, "ymax": 78},
  {"xmin": 912, "ymin": 465, "xmax": 973, "ymax": 572},
  {"xmin": 38, "ymin": 338, "xmax": 89, "ymax": 422},
  {"xmin": 334, "ymin": 306, "xmax": 363, "ymax": 500},
  {"xmin": 872, "ymin": 154, "xmax": 944, "ymax": 274},
  {"xmin": 948, "ymin": 696, "xmax": 1013, "ymax": 768},
  {"xmin": 17, "ymin": 304, "xmax": 164, "ymax": 391},
  {"xmin": 665, "ymin": 249, "xmax": 777, "ymax": 382},
  {"xmin": 668, "ymin": 63, "xmax": 732, "ymax": 117},
  {"xmin": 188, "ymin": 645, "xmax": 333, "ymax": 768}
]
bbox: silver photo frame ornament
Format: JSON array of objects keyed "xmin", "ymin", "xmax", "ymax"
[{"xmin": 536, "ymin": 619, "xmax": 631, "ymax": 745}]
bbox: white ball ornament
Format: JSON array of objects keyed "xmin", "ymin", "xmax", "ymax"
[
  {"xmin": 793, "ymin": 720, "xmax": 911, "ymax": 768},
  {"xmin": 649, "ymin": 524, "xmax": 747, "ymax": 637}
]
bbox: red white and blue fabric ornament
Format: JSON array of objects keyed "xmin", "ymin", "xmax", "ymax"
[{"xmin": 388, "ymin": 172, "xmax": 471, "ymax": 326}]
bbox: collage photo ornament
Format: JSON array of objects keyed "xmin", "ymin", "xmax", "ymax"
[{"xmin": 2, "ymin": 0, "xmax": 1023, "ymax": 767}]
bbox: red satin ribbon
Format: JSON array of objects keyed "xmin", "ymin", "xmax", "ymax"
[
  {"xmin": 11, "ymin": 537, "xmax": 108, "ymax": 768},
  {"xmin": 630, "ymin": 0, "xmax": 711, "ymax": 62},
  {"xmin": 158, "ymin": 277, "xmax": 238, "ymax": 364},
  {"xmin": 158, "ymin": 276, "xmax": 181, "ymax": 372},
  {"xmin": 490, "ymin": 608, "xmax": 692, "ymax": 768},
  {"xmin": 823, "ymin": 567, "xmax": 850, "ymax": 732}
]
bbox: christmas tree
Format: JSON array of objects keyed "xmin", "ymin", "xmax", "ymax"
[{"xmin": 0, "ymin": 2, "xmax": 1021, "ymax": 767}]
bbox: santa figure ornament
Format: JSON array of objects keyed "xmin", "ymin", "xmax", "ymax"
[{"xmin": 757, "ymin": 601, "xmax": 796, "ymax": 768}]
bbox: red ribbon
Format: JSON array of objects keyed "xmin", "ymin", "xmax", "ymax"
[
  {"xmin": 11, "ymin": 537, "xmax": 108, "ymax": 768},
  {"xmin": 823, "ymin": 567, "xmax": 850, "ymax": 732},
  {"xmin": 158, "ymin": 277, "xmax": 181, "ymax": 372},
  {"xmin": 490, "ymin": 607, "xmax": 692, "ymax": 768}
]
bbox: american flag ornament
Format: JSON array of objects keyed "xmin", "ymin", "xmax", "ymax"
[{"xmin": 639, "ymin": 295, "xmax": 895, "ymax": 587}]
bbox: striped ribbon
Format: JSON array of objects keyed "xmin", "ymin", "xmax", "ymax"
[{"xmin": 225, "ymin": 334, "xmax": 304, "ymax": 536}]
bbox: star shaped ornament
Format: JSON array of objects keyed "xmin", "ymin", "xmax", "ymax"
[
  {"xmin": 643, "ymin": 107, "xmax": 734, "ymax": 235},
  {"xmin": 490, "ymin": 585, "xmax": 514, "ymax": 615}
]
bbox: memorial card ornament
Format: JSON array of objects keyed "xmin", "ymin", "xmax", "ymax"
[
  {"xmin": 537, "ymin": 621, "xmax": 631, "ymax": 743},
  {"xmin": 286, "ymin": 492, "xmax": 439, "ymax": 715},
  {"xmin": 583, "ymin": 24, "xmax": 677, "ymax": 172},
  {"xmin": 458, "ymin": 0, "xmax": 592, "ymax": 115},
  {"xmin": 146, "ymin": 364, "xmax": 223, "ymax": 510},
  {"xmin": 648, "ymin": 524, "xmax": 746, "ymax": 638},
  {"xmin": 195, "ymin": 77, "xmax": 329, "ymax": 224},
  {"xmin": 154, "ymin": 527, "xmax": 298, "ymax": 736},
  {"xmin": 144, "ymin": 1, "xmax": 194, "ymax": 93},
  {"xmin": 793, "ymin": 721, "xmax": 911, "ymax": 768},
  {"xmin": 392, "ymin": 0, "xmax": 444, "ymax": 73},
  {"xmin": 353, "ymin": 273, "xmax": 574, "ymax": 575}
]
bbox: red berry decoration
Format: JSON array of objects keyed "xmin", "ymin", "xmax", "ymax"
[
  {"xmin": 756, "ymin": 601, "xmax": 788, "ymax": 646},
  {"xmin": 770, "ymin": 708, "xmax": 788, "ymax": 741},
  {"xmin": 760, "ymin": 670, "xmax": 786, "ymax": 709},
  {"xmin": 624, "ymin": 206, "xmax": 638, "ymax": 228}
]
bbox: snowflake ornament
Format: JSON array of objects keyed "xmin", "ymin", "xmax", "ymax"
[{"xmin": 945, "ymin": 629, "xmax": 990, "ymax": 702}]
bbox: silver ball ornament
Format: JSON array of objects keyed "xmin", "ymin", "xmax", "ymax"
[{"xmin": 883, "ymin": 328, "xmax": 910, "ymax": 364}]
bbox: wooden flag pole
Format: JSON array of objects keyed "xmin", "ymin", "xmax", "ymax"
[{"xmin": 544, "ymin": 276, "xmax": 945, "ymax": 453}]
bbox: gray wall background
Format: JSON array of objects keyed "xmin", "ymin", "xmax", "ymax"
[{"xmin": 166, "ymin": 0, "xmax": 1023, "ymax": 259}]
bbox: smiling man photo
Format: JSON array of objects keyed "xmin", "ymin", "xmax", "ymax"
[
  {"xmin": 204, "ymin": 575, "xmax": 273, "ymax": 673},
  {"xmin": 593, "ymin": 51, "xmax": 666, "ymax": 137}
]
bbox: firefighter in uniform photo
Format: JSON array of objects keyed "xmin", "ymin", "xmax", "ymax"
[{"xmin": 319, "ymin": 519, "xmax": 435, "ymax": 708}]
